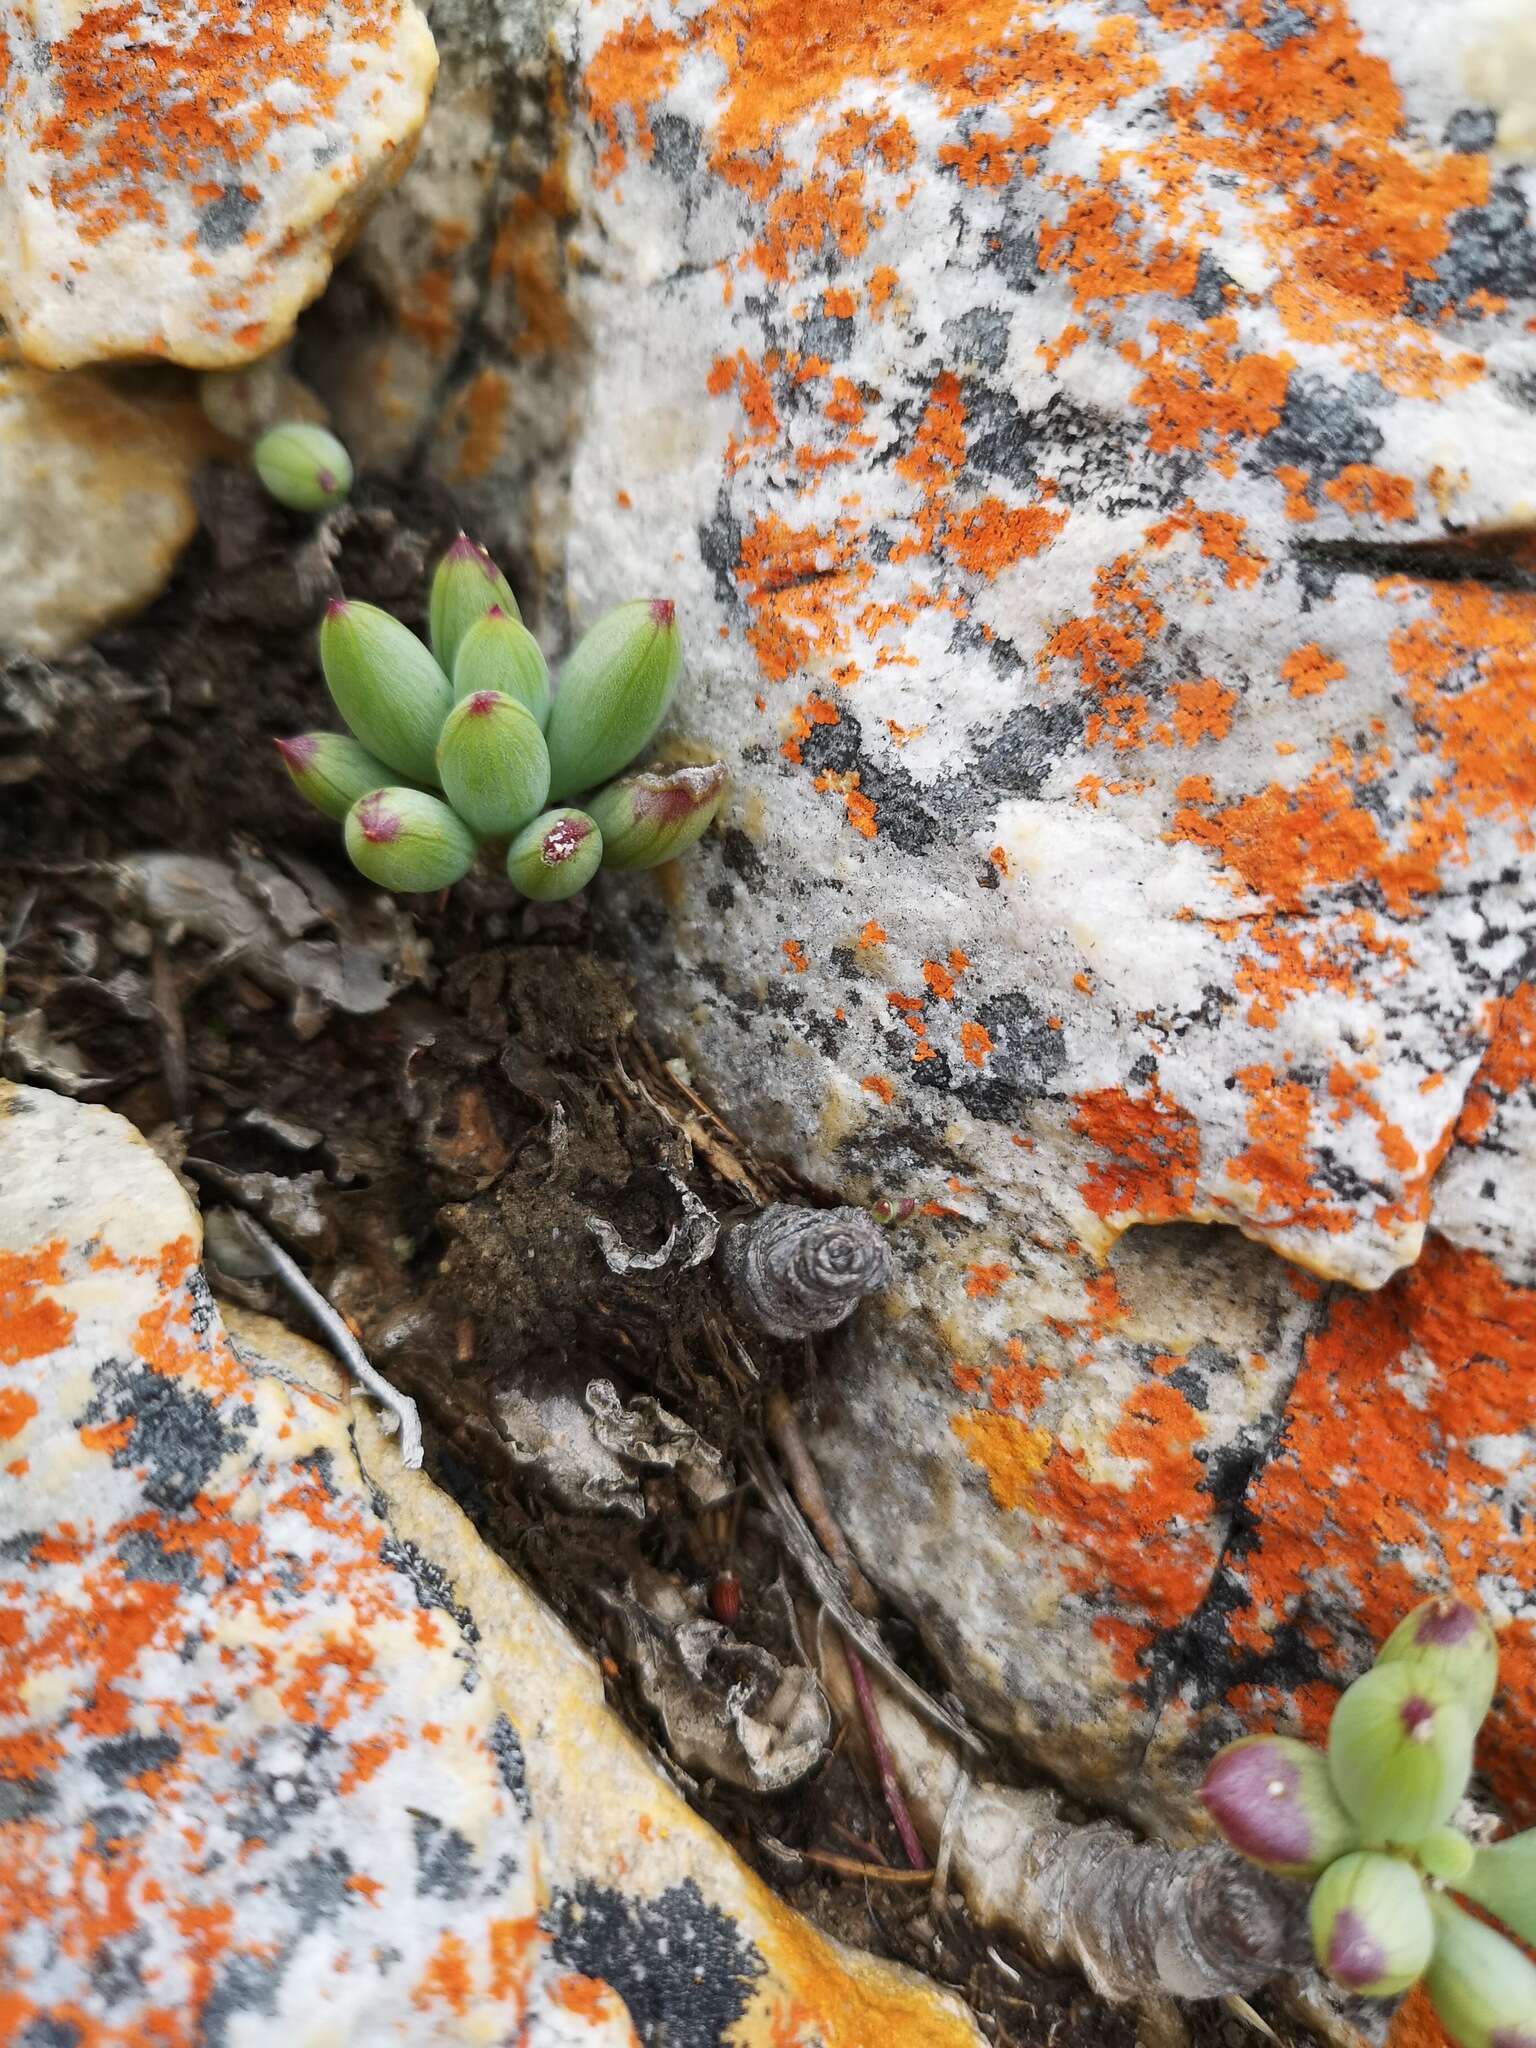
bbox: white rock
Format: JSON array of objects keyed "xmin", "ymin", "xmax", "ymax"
[{"xmin": 0, "ymin": 1, "xmax": 438, "ymax": 370}]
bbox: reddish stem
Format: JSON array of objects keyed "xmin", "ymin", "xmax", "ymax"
[{"xmin": 844, "ymin": 1643, "xmax": 927, "ymax": 1870}]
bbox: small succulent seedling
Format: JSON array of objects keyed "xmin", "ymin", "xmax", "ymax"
[
  {"xmin": 253, "ymin": 422, "xmax": 353, "ymax": 512},
  {"xmin": 277, "ymin": 533, "xmax": 727, "ymax": 900},
  {"xmin": 1202, "ymin": 1598, "xmax": 1535, "ymax": 2047}
]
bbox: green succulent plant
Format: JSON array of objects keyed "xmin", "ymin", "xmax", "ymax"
[
  {"xmin": 1201, "ymin": 1598, "xmax": 1535, "ymax": 2048},
  {"xmin": 276, "ymin": 533, "xmax": 729, "ymax": 901}
]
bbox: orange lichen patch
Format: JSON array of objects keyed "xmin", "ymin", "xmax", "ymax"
[
  {"xmin": 856, "ymin": 919, "xmax": 887, "ymax": 948},
  {"xmin": 782, "ymin": 939, "xmax": 808, "ymax": 973},
  {"xmin": 0, "ymin": 1243, "xmax": 74, "ymax": 1367},
  {"xmin": 443, "ymin": 368, "xmax": 512, "ymax": 483},
  {"xmin": 1215, "ymin": 907, "xmax": 1400, "ymax": 1030},
  {"xmin": 1322, "ymin": 464, "xmax": 1416, "ymax": 522},
  {"xmin": 1231, "ymin": 1236, "xmax": 1535, "ymax": 1819},
  {"xmin": 1145, "ymin": 501, "xmax": 1266, "ymax": 587},
  {"xmin": 488, "ymin": 170, "xmax": 577, "ymax": 361},
  {"xmin": 1390, "ymin": 583, "xmax": 1536, "ymax": 836},
  {"xmin": 1281, "ymin": 643, "xmax": 1346, "ymax": 699},
  {"xmin": 860, "ymin": 1074, "xmax": 894, "ymax": 1104},
  {"xmin": 36, "ymin": 0, "xmax": 400, "ymax": 244},
  {"xmin": 942, "ymin": 498, "xmax": 1067, "ymax": 575},
  {"xmin": 1165, "ymin": 678, "xmax": 1237, "ymax": 746},
  {"xmin": 960, "ymin": 1021, "xmax": 993, "ymax": 1069},
  {"xmin": 582, "ymin": 12, "xmax": 688, "ymax": 184},
  {"xmin": 1073, "ymin": 1083, "xmax": 1200, "ymax": 1221},
  {"xmin": 0, "ymin": 1389, "xmax": 37, "ymax": 1441},
  {"xmin": 1224, "ymin": 1065, "xmax": 1351, "ymax": 1233},
  {"xmin": 736, "ymin": 514, "xmax": 870, "ymax": 682},
  {"xmin": 951, "ymin": 1412, "xmax": 1052, "ymax": 1510},
  {"xmin": 963, "ymin": 1262, "xmax": 1010, "ymax": 1299},
  {"xmin": 1124, "ymin": 320, "xmax": 1291, "ymax": 455},
  {"xmin": 1456, "ymin": 982, "xmax": 1536, "ymax": 1146},
  {"xmin": 780, "ymin": 692, "xmax": 839, "ymax": 764},
  {"xmin": 922, "ymin": 959, "xmax": 960, "ymax": 1002},
  {"xmin": 1171, "ymin": 764, "xmax": 1455, "ymax": 917}
]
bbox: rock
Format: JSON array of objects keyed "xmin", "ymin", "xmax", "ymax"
[
  {"xmin": 0, "ymin": 367, "xmax": 218, "ymax": 656},
  {"xmin": 0, "ymin": 1081, "xmax": 982, "ymax": 2046},
  {"xmin": 301, "ymin": 0, "xmax": 584, "ymax": 633},
  {"xmin": 539, "ymin": 0, "xmax": 1536, "ymax": 1812},
  {"xmin": 0, "ymin": 1, "xmax": 437, "ymax": 372}
]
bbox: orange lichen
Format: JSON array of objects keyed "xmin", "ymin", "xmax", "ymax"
[
  {"xmin": 942, "ymin": 498, "xmax": 1067, "ymax": 575},
  {"xmin": 1073, "ymin": 1083, "xmax": 1200, "ymax": 1221},
  {"xmin": 1231, "ymin": 1237, "xmax": 1535, "ymax": 1820},
  {"xmin": 1281, "ymin": 643, "xmax": 1346, "ymax": 699}
]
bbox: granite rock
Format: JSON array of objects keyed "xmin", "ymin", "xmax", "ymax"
[
  {"xmin": 0, "ymin": 366, "xmax": 218, "ymax": 656},
  {"xmin": 538, "ymin": 0, "xmax": 1536, "ymax": 1815},
  {"xmin": 0, "ymin": 1081, "xmax": 982, "ymax": 2045},
  {"xmin": 0, "ymin": 0, "xmax": 437, "ymax": 371}
]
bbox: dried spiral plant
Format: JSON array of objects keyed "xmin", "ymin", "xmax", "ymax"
[{"xmin": 720, "ymin": 1203, "xmax": 893, "ymax": 1340}]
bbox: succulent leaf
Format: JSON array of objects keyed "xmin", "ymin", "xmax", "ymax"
[
  {"xmin": 505, "ymin": 808, "xmax": 603, "ymax": 902},
  {"xmin": 1327, "ymin": 1662, "xmax": 1474, "ymax": 1844},
  {"xmin": 1200, "ymin": 1735, "xmax": 1357, "ymax": 1876},
  {"xmin": 453, "ymin": 608, "xmax": 551, "ymax": 725},
  {"xmin": 585, "ymin": 761, "xmax": 730, "ymax": 871},
  {"xmin": 1310, "ymin": 1852, "xmax": 1434, "ymax": 1997},
  {"xmin": 1417, "ymin": 1827, "xmax": 1476, "ymax": 1885},
  {"xmin": 1462, "ymin": 1831, "xmax": 1536, "ymax": 1947},
  {"xmin": 1376, "ymin": 1598, "xmax": 1500, "ymax": 1730},
  {"xmin": 252, "ymin": 422, "xmax": 353, "ymax": 512},
  {"xmin": 428, "ymin": 533, "xmax": 520, "ymax": 673},
  {"xmin": 319, "ymin": 600, "xmax": 453, "ymax": 786},
  {"xmin": 1425, "ymin": 1894, "xmax": 1536, "ymax": 2048},
  {"xmin": 435, "ymin": 691, "xmax": 550, "ymax": 838},
  {"xmin": 343, "ymin": 789, "xmax": 477, "ymax": 893},
  {"xmin": 274, "ymin": 733, "xmax": 397, "ymax": 821},
  {"xmin": 545, "ymin": 598, "xmax": 682, "ymax": 801}
]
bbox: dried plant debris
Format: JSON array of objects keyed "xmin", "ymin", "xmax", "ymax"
[{"xmin": 605, "ymin": 1563, "xmax": 832, "ymax": 1795}]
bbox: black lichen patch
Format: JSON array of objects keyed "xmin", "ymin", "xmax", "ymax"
[
  {"xmin": 1258, "ymin": 370, "xmax": 1384, "ymax": 479},
  {"xmin": 117, "ymin": 1527, "xmax": 200, "ymax": 1587},
  {"xmin": 380, "ymin": 1532, "xmax": 479, "ymax": 1646},
  {"xmin": 943, "ymin": 305, "xmax": 1011, "ymax": 373},
  {"xmin": 544, "ymin": 1878, "xmax": 765, "ymax": 2048},
  {"xmin": 80, "ymin": 1358, "xmax": 243, "ymax": 1515},
  {"xmin": 1408, "ymin": 172, "xmax": 1536, "ymax": 320},
  {"xmin": 197, "ymin": 187, "xmax": 260, "ymax": 250},
  {"xmin": 85, "ymin": 1734, "xmax": 182, "ymax": 1787},
  {"xmin": 411, "ymin": 1811, "xmax": 478, "ymax": 1900},
  {"xmin": 970, "ymin": 701, "xmax": 1084, "ymax": 799},
  {"xmin": 488, "ymin": 1712, "xmax": 532, "ymax": 1819},
  {"xmin": 797, "ymin": 705, "xmax": 940, "ymax": 855},
  {"xmin": 278, "ymin": 1848, "xmax": 355, "ymax": 1922}
]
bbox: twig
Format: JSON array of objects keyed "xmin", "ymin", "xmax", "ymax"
[
  {"xmin": 150, "ymin": 944, "xmax": 193, "ymax": 1127},
  {"xmin": 799, "ymin": 1848, "xmax": 935, "ymax": 1885},
  {"xmin": 747, "ymin": 1444, "xmax": 984, "ymax": 1755},
  {"xmin": 932, "ymin": 1766, "xmax": 971, "ymax": 1914},
  {"xmin": 845, "ymin": 1637, "xmax": 928, "ymax": 1869},
  {"xmin": 220, "ymin": 1210, "xmax": 423, "ymax": 1469},
  {"xmin": 765, "ymin": 1385, "xmax": 878, "ymax": 1615}
]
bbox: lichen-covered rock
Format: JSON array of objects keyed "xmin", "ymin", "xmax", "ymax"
[
  {"xmin": 539, "ymin": 0, "xmax": 1536, "ymax": 1812},
  {"xmin": 0, "ymin": 1082, "xmax": 982, "ymax": 2046},
  {"xmin": 0, "ymin": 367, "xmax": 218, "ymax": 655},
  {"xmin": 0, "ymin": 1, "xmax": 438, "ymax": 371}
]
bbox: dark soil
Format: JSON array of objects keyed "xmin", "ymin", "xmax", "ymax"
[{"xmin": 0, "ymin": 474, "xmax": 1301, "ymax": 2048}]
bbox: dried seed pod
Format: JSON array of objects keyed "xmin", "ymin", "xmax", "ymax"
[
  {"xmin": 720, "ymin": 1202, "xmax": 893, "ymax": 1340},
  {"xmin": 709, "ymin": 1571, "xmax": 742, "ymax": 1628}
]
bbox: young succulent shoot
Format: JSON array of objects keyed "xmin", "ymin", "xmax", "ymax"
[
  {"xmin": 252, "ymin": 421, "xmax": 353, "ymax": 513},
  {"xmin": 545, "ymin": 598, "xmax": 683, "ymax": 801},
  {"xmin": 1200, "ymin": 1735, "xmax": 1357, "ymax": 1877},
  {"xmin": 344, "ymin": 789, "xmax": 477, "ymax": 893},
  {"xmin": 453, "ymin": 607, "xmax": 550, "ymax": 725},
  {"xmin": 1202, "ymin": 1600, "xmax": 1530, "ymax": 2048},
  {"xmin": 275, "ymin": 733, "xmax": 398, "ymax": 822},
  {"xmin": 435, "ymin": 691, "xmax": 550, "ymax": 838},
  {"xmin": 1425, "ymin": 1894, "xmax": 1536, "ymax": 2048},
  {"xmin": 1461, "ymin": 1829, "xmax": 1536, "ymax": 1945},
  {"xmin": 1310, "ymin": 1852, "xmax": 1435, "ymax": 1996},
  {"xmin": 585, "ymin": 761, "xmax": 729, "ymax": 870},
  {"xmin": 279, "ymin": 533, "xmax": 715, "ymax": 907},
  {"xmin": 320, "ymin": 599, "xmax": 453, "ymax": 786},
  {"xmin": 1327, "ymin": 1662, "xmax": 1474, "ymax": 1844},
  {"xmin": 1376, "ymin": 1596, "xmax": 1501, "ymax": 1728},
  {"xmin": 505, "ymin": 809, "xmax": 603, "ymax": 902},
  {"xmin": 429, "ymin": 532, "xmax": 520, "ymax": 673}
]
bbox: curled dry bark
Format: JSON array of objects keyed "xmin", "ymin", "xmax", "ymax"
[{"xmin": 816, "ymin": 1638, "xmax": 1312, "ymax": 2004}]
